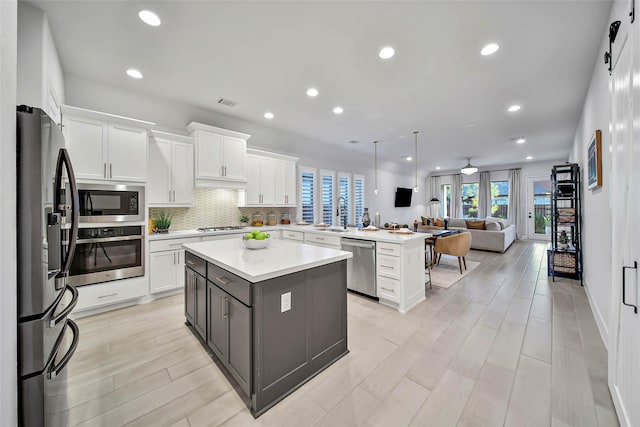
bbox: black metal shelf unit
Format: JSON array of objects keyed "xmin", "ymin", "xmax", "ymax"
[{"xmin": 548, "ymin": 163, "xmax": 583, "ymax": 284}]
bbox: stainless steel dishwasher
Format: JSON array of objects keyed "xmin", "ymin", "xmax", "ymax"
[{"xmin": 341, "ymin": 238, "xmax": 377, "ymax": 298}]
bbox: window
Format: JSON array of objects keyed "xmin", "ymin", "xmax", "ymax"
[
  {"xmin": 461, "ymin": 183, "xmax": 479, "ymax": 218},
  {"xmin": 441, "ymin": 184, "xmax": 451, "ymax": 217},
  {"xmin": 299, "ymin": 167, "xmax": 316, "ymax": 223},
  {"xmin": 354, "ymin": 175, "xmax": 365, "ymax": 226},
  {"xmin": 490, "ymin": 181, "xmax": 509, "ymax": 219},
  {"xmin": 338, "ymin": 173, "xmax": 351, "ymax": 225},
  {"xmin": 320, "ymin": 170, "xmax": 335, "ymax": 225}
]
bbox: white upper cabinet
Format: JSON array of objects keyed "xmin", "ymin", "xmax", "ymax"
[
  {"xmin": 17, "ymin": 3, "xmax": 65, "ymax": 124},
  {"xmin": 148, "ymin": 131, "xmax": 195, "ymax": 207},
  {"xmin": 61, "ymin": 105, "xmax": 152, "ymax": 182},
  {"xmin": 239, "ymin": 149, "xmax": 298, "ymax": 207},
  {"xmin": 186, "ymin": 122, "xmax": 251, "ymax": 189}
]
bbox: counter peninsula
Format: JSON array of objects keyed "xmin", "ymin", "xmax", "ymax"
[{"xmin": 182, "ymin": 239, "xmax": 352, "ymax": 417}]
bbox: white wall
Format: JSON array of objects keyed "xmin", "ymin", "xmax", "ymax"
[
  {"xmin": 567, "ymin": 1, "xmax": 626, "ymax": 347},
  {"xmin": 0, "ymin": 1, "xmax": 18, "ymax": 425},
  {"xmin": 64, "ymin": 74, "xmax": 427, "ymax": 226}
]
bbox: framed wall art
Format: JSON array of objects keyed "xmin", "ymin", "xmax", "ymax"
[{"xmin": 587, "ymin": 129, "xmax": 602, "ymax": 189}]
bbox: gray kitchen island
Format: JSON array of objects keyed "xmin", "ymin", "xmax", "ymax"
[{"xmin": 182, "ymin": 238, "xmax": 352, "ymax": 417}]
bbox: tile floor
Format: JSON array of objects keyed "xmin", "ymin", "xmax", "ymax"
[{"xmin": 66, "ymin": 241, "xmax": 619, "ymax": 426}]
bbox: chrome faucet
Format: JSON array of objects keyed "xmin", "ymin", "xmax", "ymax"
[{"xmin": 338, "ymin": 196, "xmax": 347, "ymax": 230}]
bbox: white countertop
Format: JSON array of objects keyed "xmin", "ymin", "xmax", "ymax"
[
  {"xmin": 183, "ymin": 239, "xmax": 353, "ymax": 282},
  {"xmin": 149, "ymin": 225, "xmax": 430, "ymax": 244}
]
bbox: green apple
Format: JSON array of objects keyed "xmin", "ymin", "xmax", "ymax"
[
  {"xmin": 255, "ymin": 232, "xmax": 268, "ymax": 240},
  {"xmin": 244, "ymin": 233, "xmax": 254, "ymax": 240}
]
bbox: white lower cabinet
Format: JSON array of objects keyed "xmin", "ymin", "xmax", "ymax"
[
  {"xmin": 75, "ymin": 277, "xmax": 148, "ymax": 312},
  {"xmin": 303, "ymin": 232, "xmax": 342, "ymax": 249},
  {"xmin": 149, "ymin": 237, "xmax": 200, "ymax": 293},
  {"xmin": 376, "ymin": 243, "xmax": 401, "ymax": 303},
  {"xmin": 281, "ymin": 230, "xmax": 304, "ymax": 242}
]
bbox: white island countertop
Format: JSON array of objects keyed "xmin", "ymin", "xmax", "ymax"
[{"xmin": 183, "ymin": 239, "xmax": 353, "ymax": 283}]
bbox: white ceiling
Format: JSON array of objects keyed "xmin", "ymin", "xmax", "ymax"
[{"xmin": 31, "ymin": 0, "xmax": 612, "ymax": 174}]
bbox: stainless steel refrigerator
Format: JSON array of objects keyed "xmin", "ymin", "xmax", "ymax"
[{"xmin": 17, "ymin": 106, "xmax": 80, "ymax": 427}]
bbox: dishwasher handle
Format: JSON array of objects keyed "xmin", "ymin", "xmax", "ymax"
[{"xmin": 342, "ymin": 239, "xmax": 375, "ymax": 249}]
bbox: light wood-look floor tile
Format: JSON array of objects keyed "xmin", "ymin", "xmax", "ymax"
[{"xmin": 66, "ymin": 242, "xmax": 617, "ymax": 427}]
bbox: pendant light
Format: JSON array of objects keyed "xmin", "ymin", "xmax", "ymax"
[
  {"xmin": 412, "ymin": 130, "xmax": 420, "ymax": 192},
  {"xmin": 461, "ymin": 157, "xmax": 478, "ymax": 175},
  {"xmin": 373, "ymin": 140, "xmax": 379, "ymax": 195}
]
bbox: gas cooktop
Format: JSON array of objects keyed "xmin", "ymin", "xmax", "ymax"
[{"xmin": 196, "ymin": 226, "xmax": 245, "ymax": 232}]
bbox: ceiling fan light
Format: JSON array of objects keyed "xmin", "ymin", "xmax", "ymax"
[{"xmin": 460, "ymin": 158, "xmax": 478, "ymax": 175}]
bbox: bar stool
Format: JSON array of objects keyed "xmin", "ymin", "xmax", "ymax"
[{"xmin": 425, "ymin": 239, "xmax": 433, "ymax": 289}]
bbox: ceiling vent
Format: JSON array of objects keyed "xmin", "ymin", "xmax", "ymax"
[{"xmin": 217, "ymin": 98, "xmax": 237, "ymax": 107}]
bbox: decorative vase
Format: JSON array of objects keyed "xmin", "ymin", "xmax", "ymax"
[
  {"xmin": 362, "ymin": 208, "xmax": 371, "ymax": 227},
  {"xmin": 157, "ymin": 228, "xmax": 169, "ymax": 234}
]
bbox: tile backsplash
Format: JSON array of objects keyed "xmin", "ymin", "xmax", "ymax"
[{"xmin": 149, "ymin": 188, "xmax": 296, "ymax": 230}]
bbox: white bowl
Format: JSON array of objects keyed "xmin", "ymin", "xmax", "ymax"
[{"xmin": 242, "ymin": 236, "xmax": 271, "ymax": 249}]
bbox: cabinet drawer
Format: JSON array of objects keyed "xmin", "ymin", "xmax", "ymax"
[
  {"xmin": 202, "ymin": 233, "xmax": 241, "ymax": 242},
  {"xmin": 75, "ymin": 278, "xmax": 147, "ymax": 312},
  {"xmin": 207, "ymin": 263, "xmax": 252, "ymax": 306},
  {"xmin": 377, "ymin": 254, "xmax": 401, "ymax": 279},
  {"xmin": 150, "ymin": 237, "xmax": 201, "ymax": 252},
  {"xmin": 377, "ymin": 276, "xmax": 399, "ymax": 302},
  {"xmin": 377, "ymin": 242, "xmax": 401, "ymax": 257},
  {"xmin": 304, "ymin": 233, "xmax": 341, "ymax": 248},
  {"xmin": 281, "ymin": 230, "xmax": 304, "ymax": 241},
  {"xmin": 185, "ymin": 252, "xmax": 207, "ymax": 277}
]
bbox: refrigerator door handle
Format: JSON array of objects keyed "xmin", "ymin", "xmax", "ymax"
[
  {"xmin": 54, "ymin": 148, "xmax": 79, "ymax": 277},
  {"xmin": 48, "ymin": 319, "xmax": 79, "ymax": 380},
  {"xmin": 49, "ymin": 284, "xmax": 79, "ymax": 327}
]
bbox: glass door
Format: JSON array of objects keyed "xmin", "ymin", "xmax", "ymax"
[{"xmin": 527, "ymin": 177, "xmax": 552, "ymax": 240}]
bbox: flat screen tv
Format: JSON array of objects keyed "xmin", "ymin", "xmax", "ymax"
[{"xmin": 394, "ymin": 187, "xmax": 413, "ymax": 207}]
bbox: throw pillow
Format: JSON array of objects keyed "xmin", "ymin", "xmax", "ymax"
[
  {"xmin": 435, "ymin": 218, "xmax": 444, "ymax": 227},
  {"xmin": 485, "ymin": 221, "xmax": 500, "ymax": 231},
  {"xmin": 496, "ymin": 218, "xmax": 508, "ymax": 229},
  {"xmin": 421, "ymin": 216, "xmax": 428, "ymax": 226},
  {"xmin": 465, "ymin": 220, "xmax": 486, "ymax": 230}
]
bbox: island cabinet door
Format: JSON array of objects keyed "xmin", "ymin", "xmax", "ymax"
[
  {"xmin": 184, "ymin": 269, "xmax": 196, "ymax": 326},
  {"xmin": 227, "ymin": 297, "xmax": 252, "ymax": 397},
  {"xmin": 207, "ymin": 282, "xmax": 226, "ymax": 360},
  {"xmin": 194, "ymin": 273, "xmax": 207, "ymax": 338}
]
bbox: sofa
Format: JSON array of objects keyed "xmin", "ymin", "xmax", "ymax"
[{"xmin": 419, "ymin": 217, "xmax": 516, "ymax": 253}]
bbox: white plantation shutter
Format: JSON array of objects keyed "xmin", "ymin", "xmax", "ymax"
[
  {"xmin": 321, "ymin": 173, "xmax": 334, "ymax": 225},
  {"xmin": 300, "ymin": 168, "xmax": 315, "ymax": 223},
  {"xmin": 354, "ymin": 175, "xmax": 365, "ymax": 226},
  {"xmin": 339, "ymin": 173, "xmax": 351, "ymax": 224}
]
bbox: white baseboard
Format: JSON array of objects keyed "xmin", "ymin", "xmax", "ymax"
[{"xmin": 583, "ymin": 278, "xmax": 609, "ymax": 350}]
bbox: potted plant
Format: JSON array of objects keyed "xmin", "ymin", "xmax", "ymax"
[
  {"xmin": 154, "ymin": 211, "xmax": 173, "ymax": 233},
  {"xmin": 239, "ymin": 214, "xmax": 249, "ymax": 227},
  {"xmin": 558, "ymin": 230, "xmax": 570, "ymax": 249}
]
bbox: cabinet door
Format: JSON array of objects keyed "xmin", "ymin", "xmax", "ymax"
[
  {"xmin": 175, "ymin": 250, "xmax": 186, "ymax": 288},
  {"xmin": 260, "ymin": 157, "xmax": 276, "ymax": 205},
  {"xmin": 196, "ymin": 131, "xmax": 223, "ymax": 179},
  {"xmin": 63, "ymin": 115, "xmax": 107, "ymax": 180},
  {"xmin": 283, "ymin": 160, "xmax": 297, "ymax": 205},
  {"xmin": 194, "ymin": 273, "xmax": 207, "ymax": 338},
  {"xmin": 244, "ymin": 154, "xmax": 262, "ymax": 205},
  {"xmin": 227, "ymin": 297, "xmax": 252, "ymax": 397},
  {"xmin": 207, "ymin": 283, "xmax": 226, "ymax": 360},
  {"xmin": 108, "ymin": 124, "xmax": 147, "ymax": 182},
  {"xmin": 149, "ymin": 251, "xmax": 177, "ymax": 293},
  {"xmin": 185, "ymin": 269, "xmax": 196, "ymax": 326},
  {"xmin": 171, "ymin": 141, "xmax": 195, "ymax": 205},
  {"xmin": 148, "ymin": 138, "xmax": 172, "ymax": 205},
  {"xmin": 273, "ymin": 159, "xmax": 286, "ymax": 205},
  {"xmin": 222, "ymin": 136, "xmax": 245, "ymax": 181}
]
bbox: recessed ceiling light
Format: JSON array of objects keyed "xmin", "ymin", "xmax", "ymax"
[
  {"xmin": 405, "ymin": 156, "xmax": 412, "ymax": 161},
  {"xmin": 516, "ymin": 137, "xmax": 526, "ymax": 144},
  {"xmin": 138, "ymin": 10, "xmax": 161, "ymax": 26},
  {"xmin": 508, "ymin": 105, "xmax": 521, "ymax": 112},
  {"xmin": 333, "ymin": 106, "xmax": 343, "ymax": 114},
  {"xmin": 436, "ymin": 166, "xmax": 441, "ymax": 170},
  {"xmin": 264, "ymin": 112, "xmax": 274, "ymax": 119},
  {"xmin": 126, "ymin": 69, "xmax": 143, "ymax": 79},
  {"xmin": 306, "ymin": 88, "xmax": 319, "ymax": 97},
  {"xmin": 526, "ymin": 156, "xmax": 533, "ymax": 160},
  {"xmin": 379, "ymin": 46, "xmax": 395, "ymax": 59},
  {"xmin": 480, "ymin": 43, "xmax": 500, "ymax": 56}
]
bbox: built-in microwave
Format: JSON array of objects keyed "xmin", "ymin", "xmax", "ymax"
[{"xmin": 78, "ymin": 184, "xmax": 144, "ymax": 223}]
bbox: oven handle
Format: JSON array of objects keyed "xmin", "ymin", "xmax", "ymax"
[
  {"xmin": 75, "ymin": 235, "xmax": 144, "ymax": 244},
  {"xmin": 48, "ymin": 319, "xmax": 79, "ymax": 380},
  {"xmin": 49, "ymin": 284, "xmax": 79, "ymax": 328}
]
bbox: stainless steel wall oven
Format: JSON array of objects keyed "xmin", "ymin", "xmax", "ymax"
[{"xmin": 68, "ymin": 225, "xmax": 144, "ymax": 286}]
